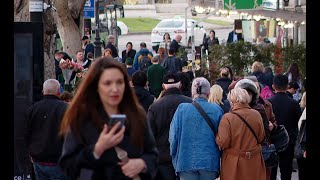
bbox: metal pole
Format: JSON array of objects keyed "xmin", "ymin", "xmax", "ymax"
[
  {"xmin": 185, "ymin": 7, "xmax": 189, "ymax": 45},
  {"xmin": 191, "ymin": 26, "xmax": 196, "ymax": 78},
  {"xmin": 293, "ymin": 22, "xmax": 299, "ymax": 45},
  {"xmin": 94, "ymin": 0, "xmax": 102, "ymax": 58},
  {"xmin": 215, "ymin": 0, "xmax": 219, "ymax": 9},
  {"xmin": 114, "ymin": 7, "xmax": 118, "ymax": 49}
]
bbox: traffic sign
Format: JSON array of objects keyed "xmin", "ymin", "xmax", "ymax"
[{"xmin": 84, "ymin": 0, "xmax": 95, "ymax": 19}]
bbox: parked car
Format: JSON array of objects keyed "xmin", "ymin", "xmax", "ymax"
[{"xmin": 151, "ymin": 18, "xmax": 206, "ymax": 52}]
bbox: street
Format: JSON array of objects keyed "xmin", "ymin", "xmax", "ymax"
[{"xmin": 117, "ymin": 26, "xmax": 233, "ymax": 58}]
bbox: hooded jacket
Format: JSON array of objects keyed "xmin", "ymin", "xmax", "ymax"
[{"xmin": 133, "ymin": 48, "xmax": 153, "ymax": 70}]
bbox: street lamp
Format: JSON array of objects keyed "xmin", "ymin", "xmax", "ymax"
[{"xmin": 94, "ymin": 0, "xmax": 103, "ymax": 58}]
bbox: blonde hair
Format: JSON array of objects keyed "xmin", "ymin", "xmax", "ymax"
[
  {"xmin": 251, "ymin": 61, "xmax": 264, "ymax": 72},
  {"xmin": 300, "ymin": 92, "xmax": 306, "ymax": 108},
  {"xmin": 228, "ymin": 87, "xmax": 252, "ymax": 104},
  {"xmin": 208, "ymin": 84, "xmax": 224, "ymax": 105}
]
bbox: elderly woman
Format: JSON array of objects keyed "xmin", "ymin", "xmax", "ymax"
[
  {"xmin": 236, "ymin": 77, "xmax": 276, "ymax": 180},
  {"xmin": 169, "ymin": 77, "xmax": 223, "ymax": 180},
  {"xmin": 216, "ymin": 87, "xmax": 266, "ymax": 180}
]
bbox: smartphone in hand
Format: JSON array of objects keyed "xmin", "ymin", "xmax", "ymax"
[{"xmin": 108, "ymin": 114, "xmax": 126, "ymax": 132}]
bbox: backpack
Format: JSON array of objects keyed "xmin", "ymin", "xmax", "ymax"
[
  {"xmin": 139, "ymin": 53, "xmax": 152, "ymax": 72},
  {"xmin": 260, "ymin": 85, "xmax": 274, "ymax": 99}
]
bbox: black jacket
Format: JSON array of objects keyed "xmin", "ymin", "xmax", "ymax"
[
  {"xmin": 59, "ymin": 109, "xmax": 158, "ymax": 180},
  {"xmin": 251, "ymin": 71, "xmax": 265, "ymax": 85},
  {"xmin": 227, "ymin": 31, "xmax": 244, "ymax": 43},
  {"xmin": 134, "ymin": 86, "xmax": 155, "ymax": 113},
  {"xmin": 162, "ymin": 56, "xmax": 182, "ymax": 75},
  {"xmin": 84, "ymin": 43, "xmax": 95, "ymax": 59},
  {"xmin": 267, "ymin": 92, "xmax": 302, "ymax": 144},
  {"xmin": 215, "ymin": 77, "xmax": 232, "ymax": 100},
  {"xmin": 204, "ymin": 37, "xmax": 219, "ymax": 52},
  {"xmin": 105, "ymin": 42, "xmax": 119, "ymax": 58},
  {"xmin": 147, "ymin": 88, "xmax": 192, "ymax": 164},
  {"xmin": 24, "ymin": 95, "xmax": 68, "ymax": 163},
  {"xmin": 169, "ymin": 39, "xmax": 180, "ymax": 54},
  {"xmin": 122, "ymin": 49, "xmax": 136, "ymax": 63}
]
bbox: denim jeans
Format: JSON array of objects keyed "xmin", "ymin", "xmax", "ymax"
[
  {"xmin": 179, "ymin": 170, "xmax": 219, "ymax": 180},
  {"xmin": 33, "ymin": 163, "xmax": 70, "ymax": 180}
]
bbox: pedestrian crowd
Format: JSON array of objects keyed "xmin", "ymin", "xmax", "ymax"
[{"xmin": 24, "ymin": 34, "xmax": 306, "ymax": 180}]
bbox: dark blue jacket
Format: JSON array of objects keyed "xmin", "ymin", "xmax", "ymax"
[
  {"xmin": 227, "ymin": 31, "xmax": 244, "ymax": 43},
  {"xmin": 162, "ymin": 56, "xmax": 182, "ymax": 75},
  {"xmin": 84, "ymin": 43, "xmax": 94, "ymax": 59}
]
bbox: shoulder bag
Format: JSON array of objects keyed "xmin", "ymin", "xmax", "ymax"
[
  {"xmin": 192, "ymin": 101, "xmax": 220, "ymax": 179},
  {"xmin": 192, "ymin": 101, "xmax": 216, "ymax": 136},
  {"xmin": 231, "ymin": 111, "xmax": 278, "ymax": 168}
]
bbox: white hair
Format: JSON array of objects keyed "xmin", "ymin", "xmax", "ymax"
[
  {"xmin": 228, "ymin": 87, "xmax": 252, "ymax": 104},
  {"xmin": 43, "ymin": 79, "xmax": 60, "ymax": 95},
  {"xmin": 191, "ymin": 77, "xmax": 211, "ymax": 99}
]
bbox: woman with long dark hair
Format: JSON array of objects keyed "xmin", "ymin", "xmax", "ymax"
[{"xmin": 59, "ymin": 57, "xmax": 158, "ymax": 180}]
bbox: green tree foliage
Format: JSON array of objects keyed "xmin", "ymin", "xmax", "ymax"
[
  {"xmin": 282, "ymin": 44, "xmax": 306, "ymax": 79},
  {"xmin": 206, "ymin": 42, "xmax": 306, "ymax": 82}
]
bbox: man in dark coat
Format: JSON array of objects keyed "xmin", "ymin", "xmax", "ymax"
[
  {"xmin": 162, "ymin": 49, "xmax": 182, "ymax": 75},
  {"xmin": 227, "ymin": 29, "xmax": 244, "ymax": 43},
  {"xmin": 105, "ymin": 35, "xmax": 119, "ymax": 58},
  {"xmin": 169, "ymin": 35, "xmax": 182, "ymax": 54},
  {"xmin": 54, "ymin": 51, "xmax": 72, "ymax": 91},
  {"xmin": 82, "ymin": 35, "xmax": 94, "ymax": 59},
  {"xmin": 268, "ymin": 74, "xmax": 302, "ymax": 180},
  {"xmin": 24, "ymin": 79, "xmax": 69, "ymax": 180},
  {"xmin": 147, "ymin": 73, "xmax": 192, "ymax": 180}
]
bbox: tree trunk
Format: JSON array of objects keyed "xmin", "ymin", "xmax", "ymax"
[
  {"xmin": 14, "ymin": 0, "xmax": 30, "ymax": 21},
  {"xmin": 15, "ymin": 0, "xmax": 89, "ymax": 79},
  {"xmin": 53, "ymin": 0, "xmax": 86, "ymax": 58},
  {"xmin": 43, "ymin": 3, "xmax": 57, "ymax": 80}
]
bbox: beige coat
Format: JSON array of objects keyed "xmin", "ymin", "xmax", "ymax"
[{"xmin": 216, "ymin": 104, "xmax": 266, "ymax": 180}]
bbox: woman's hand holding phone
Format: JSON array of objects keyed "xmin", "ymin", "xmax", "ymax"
[{"xmin": 94, "ymin": 123, "xmax": 125, "ymax": 158}]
